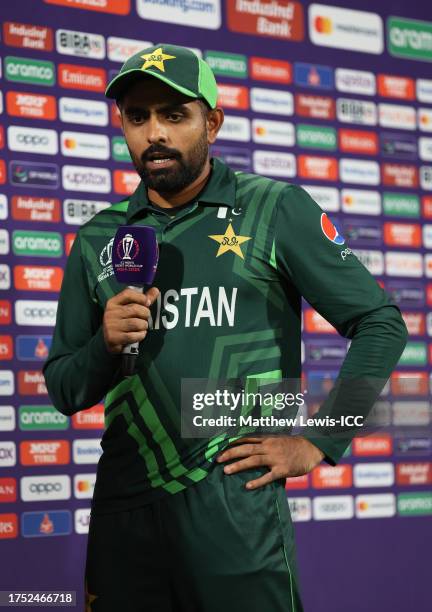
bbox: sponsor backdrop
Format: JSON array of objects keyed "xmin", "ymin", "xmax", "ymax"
[{"xmin": 0, "ymin": 0, "xmax": 431, "ymax": 610}]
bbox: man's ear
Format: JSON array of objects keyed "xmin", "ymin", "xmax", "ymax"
[
  {"xmin": 116, "ymin": 100, "xmax": 125, "ymax": 131},
  {"xmin": 206, "ymin": 107, "xmax": 224, "ymax": 145}
]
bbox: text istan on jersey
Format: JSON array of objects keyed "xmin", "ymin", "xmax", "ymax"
[{"xmin": 148, "ymin": 287, "xmax": 238, "ymax": 329}]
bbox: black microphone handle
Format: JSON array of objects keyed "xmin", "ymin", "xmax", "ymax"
[{"xmin": 121, "ymin": 284, "xmax": 148, "ymax": 377}]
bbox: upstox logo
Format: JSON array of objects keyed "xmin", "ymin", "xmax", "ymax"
[
  {"xmin": 12, "ymin": 231, "xmax": 62, "ymax": 257},
  {"xmin": 388, "ymin": 17, "xmax": 432, "ymax": 62},
  {"xmin": 5, "ymin": 56, "xmax": 55, "ymax": 86}
]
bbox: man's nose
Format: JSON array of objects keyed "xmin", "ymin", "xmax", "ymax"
[{"xmin": 146, "ymin": 114, "xmax": 167, "ymax": 144}]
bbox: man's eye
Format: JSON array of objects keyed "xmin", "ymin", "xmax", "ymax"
[
  {"xmin": 167, "ymin": 113, "xmax": 182, "ymax": 122},
  {"xmin": 130, "ymin": 114, "xmax": 144, "ymax": 124}
]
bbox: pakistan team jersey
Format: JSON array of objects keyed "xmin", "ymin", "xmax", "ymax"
[{"xmin": 43, "ymin": 158, "xmax": 407, "ymax": 513}]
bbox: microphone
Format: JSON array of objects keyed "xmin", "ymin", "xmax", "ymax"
[{"xmin": 112, "ymin": 225, "xmax": 159, "ymax": 377}]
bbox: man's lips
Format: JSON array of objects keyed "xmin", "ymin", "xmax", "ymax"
[{"xmin": 144, "ymin": 157, "xmax": 177, "ymax": 170}]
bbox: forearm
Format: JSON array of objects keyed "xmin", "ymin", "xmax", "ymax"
[
  {"xmin": 303, "ymin": 304, "xmax": 408, "ymax": 465},
  {"xmin": 43, "ymin": 327, "xmax": 121, "ymax": 416}
]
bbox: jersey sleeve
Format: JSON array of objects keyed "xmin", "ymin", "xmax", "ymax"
[
  {"xmin": 272, "ymin": 185, "xmax": 408, "ymax": 464},
  {"xmin": 42, "ymin": 232, "xmax": 121, "ymax": 416}
]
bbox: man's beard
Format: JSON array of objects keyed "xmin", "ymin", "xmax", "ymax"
[{"xmin": 133, "ymin": 133, "xmax": 208, "ymax": 195}]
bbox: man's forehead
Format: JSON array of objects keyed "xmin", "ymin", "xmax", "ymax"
[{"xmin": 122, "ymin": 78, "xmax": 195, "ymax": 108}]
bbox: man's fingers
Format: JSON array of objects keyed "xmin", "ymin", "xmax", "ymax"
[
  {"xmin": 217, "ymin": 443, "xmax": 265, "ymax": 462},
  {"xmin": 112, "ymin": 288, "xmax": 150, "ymax": 307},
  {"xmin": 245, "ymin": 470, "xmax": 276, "ymax": 490},
  {"xmin": 223, "ymin": 455, "xmax": 265, "ymax": 474},
  {"xmin": 111, "ymin": 286, "xmax": 159, "ymax": 307},
  {"xmin": 226, "ymin": 437, "xmax": 264, "ymax": 446},
  {"xmin": 119, "ymin": 318, "xmax": 148, "ymax": 332},
  {"xmin": 122, "ymin": 330, "xmax": 148, "ymax": 344},
  {"xmin": 117, "ymin": 303, "xmax": 151, "ymax": 320},
  {"xmin": 145, "ymin": 286, "xmax": 160, "ymax": 306}
]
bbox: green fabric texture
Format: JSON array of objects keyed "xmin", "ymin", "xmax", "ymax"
[
  {"xmin": 43, "ymin": 158, "xmax": 407, "ymax": 513},
  {"xmin": 85, "ymin": 463, "xmax": 303, "ymax": 611}
]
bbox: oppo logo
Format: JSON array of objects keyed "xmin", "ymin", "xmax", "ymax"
[
  {"xmin": 29, "ymin": 482, "xmax": 62, "ymax": 494},
  {"xmin": 8, "ymin": 126, "xmax": 58, "ymax": 155},
  {"xmin": 16, "ymin": 300, "xmax": 58, "ymax": 326},
  {"xmin": 17, "ymin": 134, "xmax": 49, "ymax": 146},
  {"xmin": 21, "ymin": 475, "xmax": 70, "ymax": 501}
]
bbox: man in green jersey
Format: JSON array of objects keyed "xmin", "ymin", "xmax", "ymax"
[{"xmin": 43, "ymin": 44, "xmax": 407, "ymax": 612}]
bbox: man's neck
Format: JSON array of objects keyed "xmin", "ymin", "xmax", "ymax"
[{"xmin": 147, "ymin": 159, "xmax": 211, "ymax": 209}]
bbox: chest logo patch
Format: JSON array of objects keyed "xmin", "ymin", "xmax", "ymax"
[{"xmin": 208, "ymin": 222, "xmax": 252, "ymax": 260}]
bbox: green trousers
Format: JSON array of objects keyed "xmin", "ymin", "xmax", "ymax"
[{"xmin": 85, "ymin": 463, "xmax": 303, "ymax": 611}]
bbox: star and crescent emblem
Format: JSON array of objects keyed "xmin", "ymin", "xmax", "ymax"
[
  {"xmin": 208, "ymin": 223, "xmax": 252, "ymax": 260},
  {"xmin": 140, "ymin": 47, "xmax": 176, "ymax": 72}
]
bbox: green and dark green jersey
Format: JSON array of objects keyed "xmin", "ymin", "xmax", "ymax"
[{"xmin": 43, "ymin": 158, "xmax": 407, "ymax": 513}]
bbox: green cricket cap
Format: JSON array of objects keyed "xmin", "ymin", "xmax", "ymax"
[{"xmin": 105, "ymin": 43, "xmax": 218, "ymax": 109}]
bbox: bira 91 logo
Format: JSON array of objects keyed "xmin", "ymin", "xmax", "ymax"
[
  {"xmin": 56, "ymin": 29, "xmax": 105, "ymax": 59},
  {"xmin": 227, "ymin": 0, "xmax": 304, "ymax": 40}
]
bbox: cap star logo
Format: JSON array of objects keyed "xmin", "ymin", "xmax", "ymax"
[
  {"xmin": 140, "ymin": 47, "xmax": 176, "ymax": 72},
  {"xmin": 208, "ymin": 223, "xmax": 252, "ymax": 259}
]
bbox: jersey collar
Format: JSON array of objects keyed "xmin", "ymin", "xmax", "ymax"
[{"xmin": 126, "ymin": 157, "xmax": 236, "ymax": 223}]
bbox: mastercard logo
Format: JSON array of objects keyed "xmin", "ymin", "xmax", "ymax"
[
  {"xmin": 64, "ymin": 138, "xmax": 77, "ymax": 149},
  {"xmin": 255, "ymin": 126, "xmax": 267, "ymax": 136},
  {"xmin": 321, "ymin": 213, "xmax": 345, "ymax": 245},
  {"xmin": 343, "ymin": 196, "xmax": 353, "ymax": 206},
  {"xmin": 357, "ymin": 501, "xmax": 369, "ymax": 511},
  {"xmin": 420, "ymin": 114, "xmax": 431, "ymax": 126},
  {"xmin": 77, "ymin": 480, "xmax": 91, "ymax": 492},
  {"xmin": 314, "ymin": 16, "xmax": 333, "ymax": 34}
]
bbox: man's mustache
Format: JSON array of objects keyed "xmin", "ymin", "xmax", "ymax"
[{"xmin": 141, "ymin": 146, "xmax": 182, "ymax": 163}]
